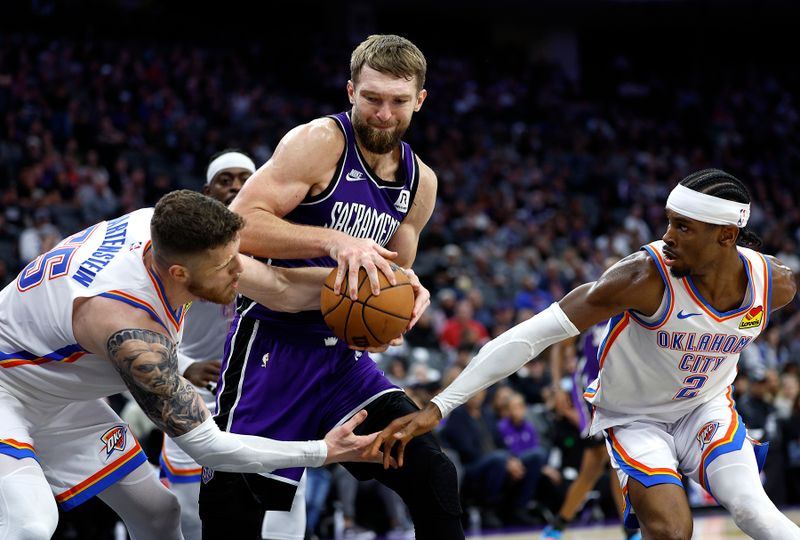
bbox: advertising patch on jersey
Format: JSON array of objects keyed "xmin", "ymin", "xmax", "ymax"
[
  {"xmin": 394, "ymin": 189, "xmax": 410, "ymax": 213},
  {"xmin": 696, "ymin": 421, "xmax": 720, "ymax": 449},
  {"xmin": 739, "ymin": 306, "xmax": 764, "ymax": 329},
  {"xmin": 100, "ymin": 425, "xmax": 127, "ymax": 460}
]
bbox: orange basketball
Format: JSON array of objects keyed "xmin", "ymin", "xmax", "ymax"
[{"xmin": 320, "ymin": 265, "xmax": 414, "ymax": 348}]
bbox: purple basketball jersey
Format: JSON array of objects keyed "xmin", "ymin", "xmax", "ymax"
[
  {"xmin": 243, "ymin": 110, "xmax": 420, "ymax": 331},
  {"xmin": 214, "ymin": 112, "xmax": 421, "ymax": 486}
]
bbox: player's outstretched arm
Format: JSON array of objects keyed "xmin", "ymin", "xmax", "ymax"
[
  {"xmin": 106, "ymin": 327, "xmax": 389, "ymax": 471},
  {"xmin": 74, "ymin": 296, "xmax": 386, "ymax": 473},
  {"xmin": 369, "ymin": 252, "xmax": 666, "ymax": 468},
  {"xmin": 367, "ymin": 300, "xmax": 583, "ymax": 468},
  {"xmin": 237, "ymin": 256, "xmax": 330, "ymax": 313}
]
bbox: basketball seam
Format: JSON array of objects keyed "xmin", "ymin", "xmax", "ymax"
[
  {"xmin": 321, "ymin": 284, "xmax": 347, "ymax": 316},
  {"xmin": 342, "ymin": 294, "xmax": 355, "ymax": 343},
  {"xmin": 362, "ymin": 283, "xmax": 413, "ymax": 320},
  {"xmin": 360, "ymin": 307, "xmax": 383, "ymax": 344},
  {"xmin": 360, "ymin": 303, "xmax": 412, "ymax": 321},
  {"xmin": 357, "ymin": 271, "xmax": 370, "ymax": 295},
  {"xmin": 324, "ymin": 270, "xmax": 412, "ymax": 346}
]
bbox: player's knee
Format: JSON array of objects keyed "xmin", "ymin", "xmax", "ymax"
[
  {"xmin": 127, "ymin": 482, "xmax": 182, "ymax": 532},
  {"xmin": 643, "ymin": 520, "xmax": 692, "ymax": 540},
  {"xmin": 0, "ymin": 500, "xmax": 58, "ymax": 539},
  {"xmin": 0, "ymin": 467, "xmax": 59, "ymax": 539},
  {"xmin": 420, "ymin": 450, "xmax": 461, "ymax": 517},
  {"xmin": 727, "ymin": 493, "xmax": 769, "ymax": 530},
  {"xmin": 12, "ymin": 520, "xmax": 58, "ymax": 540},
  {"xmin": 149, "ymin": 488, "xmax": 182, "ymax": 530}
]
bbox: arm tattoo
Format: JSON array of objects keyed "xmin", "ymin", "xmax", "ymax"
[{"xmin": 107, "ymin": 328, "xmax": 209, "ymax": 437}]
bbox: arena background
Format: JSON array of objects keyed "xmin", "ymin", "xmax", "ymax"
[{"xmin": 1, "ymin": 1, "xmax": 799, "ymax": 538}]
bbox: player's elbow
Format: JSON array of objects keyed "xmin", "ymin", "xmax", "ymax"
[{"xmin": 787, "ymin": 276, "xmax": 798, "ymax": 303}]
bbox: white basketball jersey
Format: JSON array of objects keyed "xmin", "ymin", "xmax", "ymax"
[
  {"xmin": 0, "ymin": 208, "xmax": 186, "ymax": 404},
  {"xmin": 586, "ymin": 240, "xmax": 771, "ymax": 434}
]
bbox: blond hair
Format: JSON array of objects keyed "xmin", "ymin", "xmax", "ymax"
[{"xmin": 350, "ymin": 34, "xmax": 427, "ymax": 91}]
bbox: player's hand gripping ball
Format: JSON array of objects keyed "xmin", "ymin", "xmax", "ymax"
[{"xmin": 321, "ymin": 265, "xmax": 414, "ymax": 348}]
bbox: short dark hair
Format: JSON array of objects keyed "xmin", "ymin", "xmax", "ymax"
[
  {"xmin": 151, "ymin": 190, "xmax": 244, "ymax": 265},
  {"xmin": 679, "ymin": 168, "xmax": 762, "ymax": 248}
]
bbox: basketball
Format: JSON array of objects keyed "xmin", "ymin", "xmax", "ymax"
[{"xmin": 321, "ymin": 265, "xmax": 414, "ymax": 348}]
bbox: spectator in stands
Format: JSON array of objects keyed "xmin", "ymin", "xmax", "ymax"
[
  {"xmin": 508, "ymin": 355, "xmax": 552, "ymax": 405},
  {"xmin": 780, "ymin": 395, "xmax": 800, "ymax": 504},
  {"xmin": 776, "ymin": 368, "xmax": 800, "ymax": 420},
  {"xmin": 439, "ymin": 298, "xmax": 490, "ymax": 350},
  {"xmin": 441, "ymin": 389, "xmax": 541, "ymax": 527},
  {"xmin": 18, "ymin": 207, "xmax": 61, "ymax": 263},
  {"xmin": 3, "ymin": 23, "xmax": 800, "ymax": 533}
]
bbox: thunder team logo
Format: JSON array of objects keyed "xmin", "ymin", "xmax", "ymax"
[
  {"xmin": 100, "ymin": 426, "xmax": 127, "ymax": 459},
  {"xmin": 739, "ymin": 305, "xmax": 764, "ymax": 329},
  {"xmin": 696, "ymin": 421, "xmax": 720, "ymax": 450}
]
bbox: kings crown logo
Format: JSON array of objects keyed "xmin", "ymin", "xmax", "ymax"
[
  {"xmin": 100, "ymin": 425, "xmax": 127, "ymax": 459},
  {"xmin": 739, "ymin": 305, "xmax": 763, "ymax": 329}
]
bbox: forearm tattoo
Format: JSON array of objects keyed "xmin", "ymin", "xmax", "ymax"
[{"xmin": 107, "ymin": 328, "xmax": 209, "ymax": 437}]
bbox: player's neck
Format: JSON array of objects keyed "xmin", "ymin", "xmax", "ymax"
[
  {"xmin": 144, "ymin": 250, "xmax": 194, "ymax": 308},
  {"xmin": 689, "ymin": 249, "xmax": 748, "ymax": 311},
  {"xmin": 355, "ymin": 137, "xmax": 402, "ymax": 178}
]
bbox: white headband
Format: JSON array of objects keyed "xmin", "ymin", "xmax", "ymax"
[
  {"xmin": 665, "ymin": 184, "xmax": 750, "ymax": 227},
  {"xmin": 206, "ymin": 152, "xmax": 256, "ymax": 184}
]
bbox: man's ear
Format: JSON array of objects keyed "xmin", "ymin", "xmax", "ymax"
[
  {"xmin": 718, "ymin": 225, "xmax": 739, "ymax": 247},
  {"xmin": 169, "ymin": 263, "xmax": 190, "ymax": 284},
  {"xmin": 414, "ymin": 88, "xmax": 427, "ymax": 112}
]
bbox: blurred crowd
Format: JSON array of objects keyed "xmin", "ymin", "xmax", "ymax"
[{"xmin": 2, "ymin": 28, "xmax": 800, "ymax": 538}]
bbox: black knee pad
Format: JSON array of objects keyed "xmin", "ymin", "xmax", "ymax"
[{"xmin": 427, "ymin": 450, "xmax": 462, "ymax": 517}]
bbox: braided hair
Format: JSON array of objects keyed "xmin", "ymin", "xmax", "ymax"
[{"xmin": 679, "ymin": 169, "xmax": 762, "ymax": 248}]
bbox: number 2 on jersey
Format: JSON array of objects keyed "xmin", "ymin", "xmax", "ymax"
[{"xmin": 674, "ymin": 374, "xmax": 709, "ymax": 400}]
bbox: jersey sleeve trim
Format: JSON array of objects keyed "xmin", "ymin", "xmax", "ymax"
[
  {"xmin": 631, "ymin": 244, "xmax": 674, "ymax": 329},
  {"xmin": 597, "ymin": 312, "xmax": 630, "ymax": 370},
  {"xmin": 757, "ymin": 252, "xmax": 772, "ymax": 328},
  {"xmin": 0, "ymin": 439, "xmax": 38, "ymax": 461},
  {"xmin": 0, "ymin": 344, "xmax": 87, "ymax": 368},
  {"xmin": 98, "ymin": 291, "xmax": 170, "ymax": 333},
  {"xmin": 301, "ymin": 114, "xmax": 348, "ymax": 206}
]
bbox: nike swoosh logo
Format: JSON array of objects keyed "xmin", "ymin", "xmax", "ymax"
[
  {"xmin": 346, "ymin": 171, "xmax": 365, "ymax": 182},
  {"xmin": 677, "ymin": 310, "xmax": 702, "ymax": 319}
]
